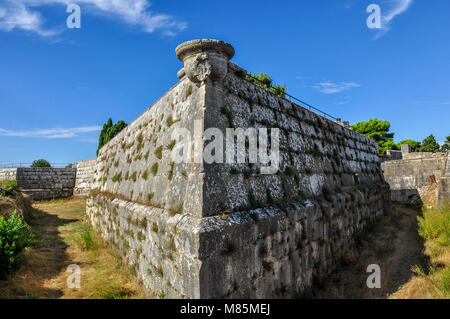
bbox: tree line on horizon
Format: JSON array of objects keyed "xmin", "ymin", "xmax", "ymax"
[{"xmin": 350, "ymin": 118, "xmax": 450, "ymax": 157}]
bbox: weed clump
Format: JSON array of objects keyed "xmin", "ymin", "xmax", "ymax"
[
  {"xmin": 155, "ymin": 146, "xmax": 163, "ymax": 160},
  {"xmin": 75, "ymin": 226, "xmax": 98, "ymax": 252},
  {"xmin": 186, "ymin": 85, "xmax": 193, "ymax": 98},
  {"xmin": 167, "ymin": 140, "xmax": 176, "ymax": 151},
  {"xmin": 168, "ymin": 163, "xmax": 175, "ymax": 181},
  {"xmin": 151, "ymin": 163, "xmax": 159, "ymax": 176}
]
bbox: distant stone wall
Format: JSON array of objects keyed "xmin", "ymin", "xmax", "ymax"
[
  {"xmin": 73, "ymin": 159, "xmax": 96, "ymax": 196},
  {"xmin": 16, "ymin": 168, "xmax": 76, "ymax": 200},
  {"xmin": 0, "ymin": 167, "xmax": 76, "ymax": 200},
  {"xmin": 0, "ymin": 168, "xmax": 17, "ymax": 181},
  {"xmin": 87, "ymin": 39, "xmax": 390, "ymax": 299},
  {"xmin": 385, "ymin": 150, "xmax": 402, "ymax": 161},
  {"xmin": 438, "ymin": 155, "xmax": 450, "ymax": 206},
  {"xmin": 381, "ymin": 152, "xmax": 449, "ymax": 204}
]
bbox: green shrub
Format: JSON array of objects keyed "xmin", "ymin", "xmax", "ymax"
[
  {"xmin": 246, "ymin": 73, "xmax": 286, "ymax": 98},
  {"xmin": 0, "ymin": 210, "xmax": 35, "ymax": 277},
  {"xmin": 1, "ymin": 180, "xmax": 19, "ymax": 192},
  {"xmin": 31, "ymin": 159, "xmax": 51, "ymax": 168}
]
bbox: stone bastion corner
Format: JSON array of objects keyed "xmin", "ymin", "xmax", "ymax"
[{"xmin": 86, "ymin": 39, "xmax": 390, "ymax": 298}]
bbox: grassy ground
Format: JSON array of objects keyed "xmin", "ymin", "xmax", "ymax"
[
  {"xmin": 0, "ymin": 198, "xmax": 144, "ymax": 299},
  {"xmin": 390, "ymin": 202, "xmax": 450, "ymax": 299},
  {"xmin": 312, "ymin": 203, "xmax": 430, "ymax": 298}
]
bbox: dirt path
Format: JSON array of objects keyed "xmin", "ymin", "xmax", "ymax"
[
  {"xmin": 385, "ymin": 206, "xmax": 428, "ymax": 295},
  {"xmin": 313, "ymin": 204, "xmax": 428, "ymax": 298},
  {"xmin": 0, "ymin": 198, "xmax": 144, "ymax": 299}
]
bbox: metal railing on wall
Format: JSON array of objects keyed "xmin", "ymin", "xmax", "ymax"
[
  {"xmin": 245, "ymin": 73, "xmax": 339, "ymax": 122},
  {"xmin": 0, "ymin": 163, "xmax": 73, "ymax": 169}
]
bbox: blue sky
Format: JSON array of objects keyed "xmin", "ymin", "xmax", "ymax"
[{"xmin": 0, "ymin": 0, "xmax": 449, "ymax": 164}]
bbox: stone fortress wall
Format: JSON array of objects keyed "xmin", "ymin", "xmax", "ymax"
[
  {"xmin": 382, "ymin": 144, "xmax": 450, "ymax": 205},
  {"xmin": 0, "ymin": 167, "xmax": 76, "ymax": 200},
  {"xmin": 0, "ymin": 159, "xmax": 96, "ymax": 201},
  {"xmin": 73, "ymin": 159, "xmax": 97, "ymax": 196},
  {"xmin": 86, "ymin": 39, "xmax": 390, "ymax": 298}
]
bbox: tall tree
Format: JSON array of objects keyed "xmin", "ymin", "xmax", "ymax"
[
  {"xmin": 97, "ymin": 118, "xmax": 128, "ymax": 155},
  {"xmin": 350, "ymin": 119, "xmax": 398, "ymax": 157},
  {"xmin": 441, "ymin": 135, "xmax": 450, "ymax": 152},
  {"xmin": 419, "ymin": 134, "xmax": 440, "ymax": 153},
  {"xmin": 397, "ymin": 140, "xmax": 421, "ymax": 152}
]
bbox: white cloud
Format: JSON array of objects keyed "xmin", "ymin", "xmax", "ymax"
[
  {"xmin": 0, "ymin": 0, "xmax": 186, "ymax": 37},
  {"xmin": 383, "ymin": 0, "xmax": 413, "ymax": 25},
  {"xmin": 376, "ymin": 0, "xmax": 413, "ymax": 37},
  {"xmin": 0, "ymin": 2, "xmax": 57, "ymax": 36},
  {"xmin": 313, "ymin": 81, "xmax": 361, "ymax": 94},
  {"xmin": 0, "ymin": 126, "xmax": 101, "ymax": 138}
]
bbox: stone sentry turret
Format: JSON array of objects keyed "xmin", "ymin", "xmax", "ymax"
[
  {"xmin": 88, "ymin": 39, "xmax": 390, "ymax": 298},
  {"xmin": 175, "ymin": 39, "xmax": 235, "ymax": 83}
]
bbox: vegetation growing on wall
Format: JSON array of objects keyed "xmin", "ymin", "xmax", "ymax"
[
  {"xmin": 97, "ymin": 118, "xmax": 128, "ymax": 156},
  {"xmin": 246, "ymin": 73, "xmax": 286, "ymax": 98},
  {"xmin": 151, "ymin": 163, "xmax": 158, "ymax": 176}
]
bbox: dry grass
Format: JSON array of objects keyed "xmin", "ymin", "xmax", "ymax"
[
  {"xmin": 0, "ymin": 197, "xmax": 145, "ymax": 299},
  {"xmin": 390, "ymin": 202, "xmax": 450, "ymax": 299}
]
